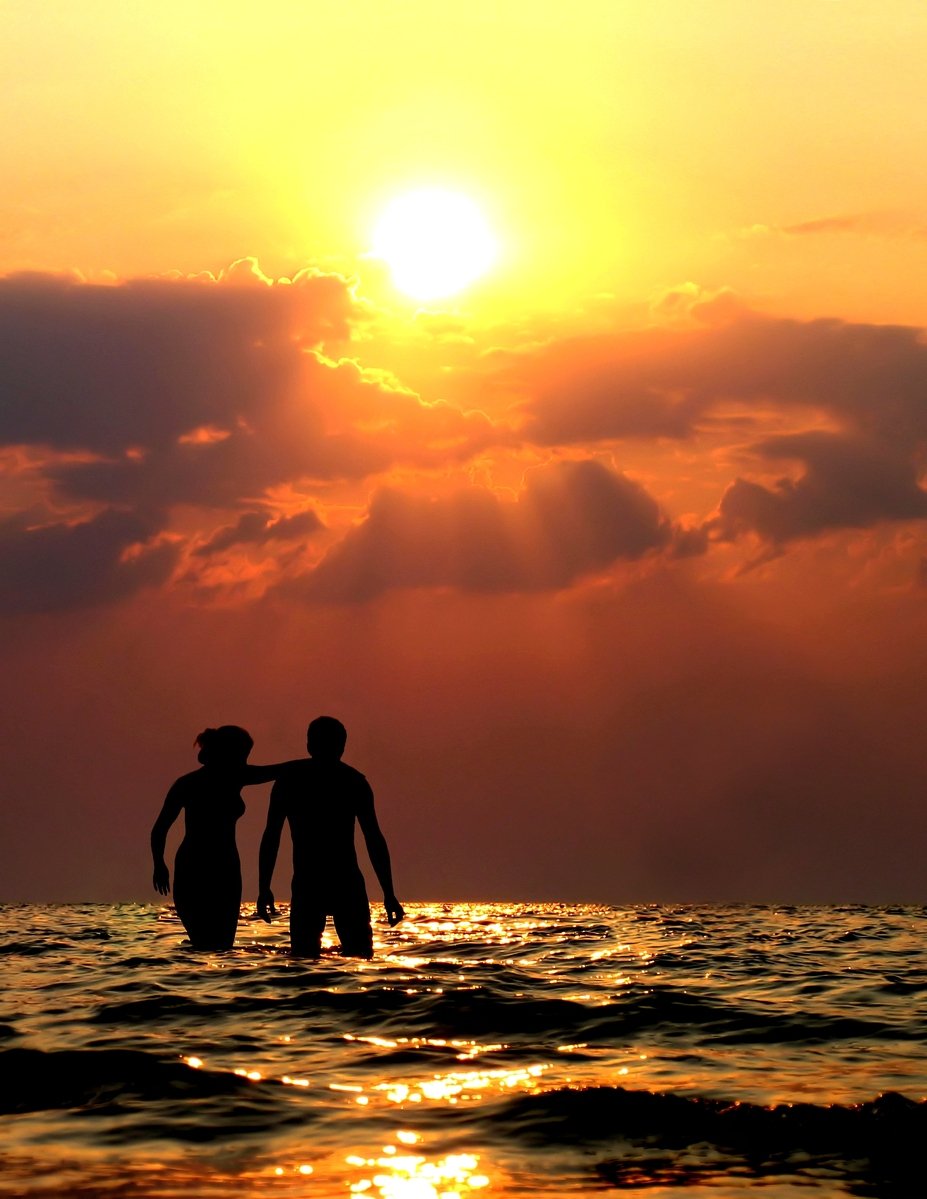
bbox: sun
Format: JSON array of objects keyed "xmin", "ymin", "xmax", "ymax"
[{"xmin": 372, "ymin": 188, "xmax": 497, "ymax": 301}]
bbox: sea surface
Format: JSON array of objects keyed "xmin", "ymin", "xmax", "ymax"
[{"xmin": 1, "ymin": 903, "xmax": 925, "ymax": 1199}]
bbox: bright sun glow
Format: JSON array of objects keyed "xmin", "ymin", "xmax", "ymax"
[{"xmin": 372, "ymin": 189, "xmax": 497, "ymax": 301}]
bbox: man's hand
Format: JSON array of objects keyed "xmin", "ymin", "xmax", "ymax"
[
  {"xmin": 257, "ymin": 889, "xmax": 277, "ymax": 922},
  {"xmin": 152, "ymin": 862, "xmax": 170, "ymax": 895},
  {"xmin": 384, "ymin": 894, "xmax": 404, "ymax": 927}
]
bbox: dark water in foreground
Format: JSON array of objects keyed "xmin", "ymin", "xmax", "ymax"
[{"xmin": 1, "ymin": 903, "xmax": 925, "ymax": 1198}]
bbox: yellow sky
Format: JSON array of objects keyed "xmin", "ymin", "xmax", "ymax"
[
  {"xmin": 6, "ymin": 1, "xmax": 927, "ymax": 322},
  {"xmin": 6, "ymin": 3, "xmax": 927, "ymax": 904}
]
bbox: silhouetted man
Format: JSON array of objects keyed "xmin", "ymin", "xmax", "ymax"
[{"xmin": 257, "ymin": 716, "xmax": 404, "ymax": 958}]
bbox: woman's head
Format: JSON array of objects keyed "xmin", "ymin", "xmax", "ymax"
[{"xmin": 195, "ymin": 725, "xmax": 254, "ymax": 767}]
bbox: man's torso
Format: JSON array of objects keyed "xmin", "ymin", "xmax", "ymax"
[{"xmin": 275, "ymin": 759, "xmax": 370, "ymax": 896}]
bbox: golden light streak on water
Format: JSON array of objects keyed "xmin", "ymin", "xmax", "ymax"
[
  {"xmin": 344, "ymin": 1144, "xmax": 491, "ymax": 1199},
  {"xmin": 4, "ymin": 902, "xmax": 927, "ymax": 1198},
  {"xmin": 374, "ymin": 1062, "xmax": 547, "ymax": 1107},
  {"xmin": 349, "ymin": 1034, "xmax": 506, "ymax": 1062}
]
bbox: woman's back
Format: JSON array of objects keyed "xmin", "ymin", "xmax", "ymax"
[{"xmin": 175, "ymin": 768, "xmax": 246, "ymax": 849}]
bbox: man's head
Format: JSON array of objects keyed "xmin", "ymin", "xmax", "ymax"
[{"xmin": 307, "ymin": 715, "xmax": 347, "ymax": 761}]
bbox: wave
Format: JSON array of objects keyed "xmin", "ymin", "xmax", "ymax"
[
  {"xmin": 490, "ymin": 1084, "xmax": 925, "ymax": 1192},
  {"xmin": 0, "ymin": 941, "xmax": 72, "ymax": 957},
  {"xmin": 0, "ymin": 927, "xmax": 110, "ymax": 957},
  {"xmin": 0, "ymin": 1047, "xmax": 261, "ymax": 1115},
  {"xmin": 86, "ymin": 981, "xmax": 916, "ymax": 1047},
  {"xmin": 14, "ymin": 1041, "xmax": 917, "ymax": 1190},
  {"xmin": 0, "ymin": 1047, "xmax": 310, "ymax": 1144}
]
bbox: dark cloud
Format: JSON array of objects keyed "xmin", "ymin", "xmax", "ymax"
[
  {"xmin": 715, "ymin": 431, "xmax": 927, "ymax": 546},
  {"xmin": 294, "ymin": 459, "xmax": 673, "ymax": 601},
  {"xmin": 0, "ymin": 508, "xmax": 178, "ymax": 614},
  {"xmin": 48, "ymin": 362, "xmax": 498, "ymax": 510},
  {"xmin": 195, "ymin": 507, "xmax": 324, "ymax": 556},
  {"xmin": 6, "ymin": 266, "xmax": 927, "ymax": 599},
  {"xmin": 508, "ymin": 309, "xmax": 927, "ymax": 550},
  {"xmin": 518, "ymin": 310, "xmax": 927, "ymax": 447},
  {"xmin": 513, "ymin": 330, "xmax": 711, "ymax": 442},
  {"xmin": 0, "ymin": 266, "xmax": 353, "ymax": 454},
  {"xmin": 0, "ymin": 270, "xmax": 499, "ymax": 516}
]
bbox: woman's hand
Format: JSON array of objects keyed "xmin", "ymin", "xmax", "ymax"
[{"xmin": 153, "ymin": 862, "xmax": 170, "ymax": 895}]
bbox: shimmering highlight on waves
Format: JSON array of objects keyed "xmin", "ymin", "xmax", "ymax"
[{"xmin": 0, "ymin": 902, "xmax": 926, "ymax": 1197}]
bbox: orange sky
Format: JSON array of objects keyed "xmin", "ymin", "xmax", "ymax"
[{"xmin": 3, "ymin": 3, "xmax": 927, "ymax": 902}]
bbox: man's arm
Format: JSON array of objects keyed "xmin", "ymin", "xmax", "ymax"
[
  {"xmin": 257, "ymin": 783, "xmax": 287, "ymax": 922},
  {"xmin": 356, "ymin": 781, "xmax": 404, "ymax": 926}
]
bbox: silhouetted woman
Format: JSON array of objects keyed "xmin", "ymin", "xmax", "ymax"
[{"xmin": 151, "ymin": 726, "xmax": 280, "ymax": 950}]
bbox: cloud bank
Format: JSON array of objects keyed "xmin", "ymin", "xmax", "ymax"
[{"xmin": 2, "ymin": 269, "xmax": 927, "ymax": 612}]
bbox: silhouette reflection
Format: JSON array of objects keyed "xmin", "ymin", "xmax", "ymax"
[{"xmin": 151, "ymin": 725, "xmax": 280, "ymax": 950}]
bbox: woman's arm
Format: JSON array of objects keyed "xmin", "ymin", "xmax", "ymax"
[
  {"xmin": 150, "ymin": 781, "xmax": 184, "ymax": 895},
  {"xmin": 240, "ymin": 761, "xmax": 296, "ymax": 786}
]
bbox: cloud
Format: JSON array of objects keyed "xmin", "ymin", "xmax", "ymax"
[
  {"xmin": 715, "ymin": 431, "xmax": 927, "ymax": 547},
  {"xmin": 649, "ymin": 283, "xmax": 749, "ymax": 327},
  {"xmin": 517, "ymin": 310, "xmax": 927, "ymax": 447},
  {"xmin": 195, "ymin": 507, "xmax": 324, "ymax": 556},
  {"xmin": 0, "ymin": 266, "xmax": 354, "ymax": 454},
  {"xmin": 736, "ymin": 213, "xmax": 927, "ymax": 240},
  {"xmin": 292, "ymin": 459, "xmax": 673, "ymax": 601},
  {"xmin": 503, "ymin": 309, "xmax": 927, "ymax": 553},
  {"xmin": 0, "ymin": 268, "xmax": 500, "ymax": 517},
  {"xmin": 781, "ymin": 215, "xmax": 872, "ymax": 236},
  {"xmin": 6, "ymin": 265, "xmax": 927, "ymax": 603},
  {"xmin": 738, "ymin": 214, "xmax": 876, "ymax": 239},
  {"xmin": 0, "ymin": 508, "xmax": 178, "ymax": 614},
  {"xmin": 47, "ymin": 358, "xmax": 499, "ymax": 511}
]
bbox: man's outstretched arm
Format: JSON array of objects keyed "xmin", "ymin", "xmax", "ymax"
[
  {"xmin": 257, "ymin": 785, "xmax": 287, "ymax": 922},
  {"xmin": 357, "ymin": 783, "xmax": 404, "ymax": 926}
]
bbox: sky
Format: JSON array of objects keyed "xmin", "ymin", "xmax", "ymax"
[{"xmin": 3, "ymin": 1, "xmax": 927, "ymax": 904}]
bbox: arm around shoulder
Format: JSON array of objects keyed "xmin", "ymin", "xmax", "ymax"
[{"xmin": 240, "ymin": 760, "xmax": 300, "ymax": 787}]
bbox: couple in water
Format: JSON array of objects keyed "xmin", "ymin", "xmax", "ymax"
[{"xmin": 150, "ymin": 716, "xmax": 404, "ymax": 957}]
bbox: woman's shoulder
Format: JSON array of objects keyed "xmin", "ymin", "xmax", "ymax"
[{"xmin": 169, "ymin": 767, "xmax": 210, "ymax": 795}]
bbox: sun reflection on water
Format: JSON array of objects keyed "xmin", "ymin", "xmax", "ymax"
[
  {"xmin": 375, "ymin": 1062, "xmax": 546, "ymax": 1107},
  {"xmin": 6, "ymin": 903, "xmax": 923, "ymax": 1198},
  {"xmin": 345, "ymin": 1144, "xmax": 490, "ymax": 1199},
  {"xmin": 261, "ymin": 1133, "xmax": 495, "ymax": 1199}
]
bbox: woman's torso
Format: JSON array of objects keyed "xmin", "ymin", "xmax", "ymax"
[{"xmin": 176, "ymin": 768, "xmax": 245, "ymax": 852}]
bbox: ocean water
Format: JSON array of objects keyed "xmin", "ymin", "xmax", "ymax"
[{"xmin": 1, "ymin": 904, "xmax": 925, "ymax": 1199}]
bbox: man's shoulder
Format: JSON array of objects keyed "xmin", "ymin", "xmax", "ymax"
[
  {"xmin": 277, "ymin": 758, "xmax": 311, "ymax": 771},
  {"xmin": 336, "ymin": 761, "xmax": 371, "ymax": 792},
  {"xmin": 271, "ymin": 758, "xmax": 311, "ymax": 790},
  {"xmin": 271, "ymin": 758, "xmax": 369, "ymax": 796}
]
